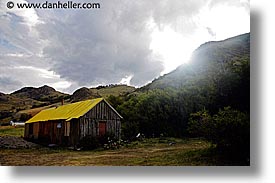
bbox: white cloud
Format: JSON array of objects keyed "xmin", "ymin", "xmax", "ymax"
[
  {"xmin": 0, "ymin": 0, "xmax": 41, "ymax": 26},
  {"xmin": 0, "ymin": 64, "xmax": 72, "ymax": 93},
  {"xmin": 199, "ymin": 3, "xmax": 250, "ymax": 40},
  {"xmin": 120, "ymin": 75, "xmax": 133, "ymax": 86}
]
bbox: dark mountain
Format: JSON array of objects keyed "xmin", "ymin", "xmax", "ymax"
[
  {"xmin": 12, "ymin": 85, "xmax": 56, "ymax": 98},
  {"xmin": 71, "ymin": 87, "xmax": 101, "ymax": 102},
  {"xmin": 0, "ymin": 92, "xmax": 8, "ymax": 102},
  {"xmin": 11, "ymin": 85, "xmax": 69, "ymax": 103}
]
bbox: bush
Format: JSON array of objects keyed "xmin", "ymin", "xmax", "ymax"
[
  {"xmin": 79, "ymin": 132, "xmax": 121, "ymax": 150},
  {"xmin": 98, "ymin": 132, "xmax": 121, "ymax": 149},
  {"xmin": 19, "ymin": 113, "xmax": 32, "ymax": 121},
  {"xmin": 97, "ymin": 132, "xmax": 116, "ymax": 144},
  {"xmin": 79, "ymin": 135, "xmax": 100, "ymax": 150},
  {"xmin": 188, "ymin": 107, "xmax": 250, "ymax": 162}
]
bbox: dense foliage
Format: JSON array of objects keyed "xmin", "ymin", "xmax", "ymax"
[{"xmin": 188, "ymin": 107, "xmax": 249, "ymax": 162}]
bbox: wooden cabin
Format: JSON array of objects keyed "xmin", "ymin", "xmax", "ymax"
[{"xmin": 24, "ymin": 98, "xmax": 122, "ymax": 146}]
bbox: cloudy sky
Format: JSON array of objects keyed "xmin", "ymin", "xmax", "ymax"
[{"xmin": 0, "ymin": 0, "xmax": 249, "ymax": 94}]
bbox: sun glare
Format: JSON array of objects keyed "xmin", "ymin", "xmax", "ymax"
[
  {"xmin": 150, "ymin": 26, "xmax": 197, "ymax": 74},
  {"xmin": 149, "ymin": 4, "xmax": 249, "ymax": 75}
]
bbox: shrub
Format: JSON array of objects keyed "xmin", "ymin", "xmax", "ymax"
[
  {"xmin": 188, "ymin": 107, "xmax": 249, "ymax": 162},
  {"xmin": 98, "ymin": 132, "xmax": 121, "ymax": 149},
  {"xmin": 79, "ymin": 135, "xmax": 100, "ymax": 150},
  {"xmin": 19, "ymin": 113, "xmax": 32, "ymax": 121},
  {"xmin": 98, "ymin": 132, "xmax": 116, "ymax": 144},
  {"xmin": 79, "ymin": 132, "xmax": 121, "ymax": 150}
]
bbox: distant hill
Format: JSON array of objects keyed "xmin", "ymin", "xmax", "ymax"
[
  {"xmin": 0, "ymin": 92, "xmax": 39, "ymax": 111},
  {"xmin": 0, "ymin": 92, "xmax": 44, "ymax": 125},
  {"xmin": 71, "ymin": 84, "xmax": 136, "ymax": 102},
  {"xmin": 11, "ymin": 85, "xmax": 69, "ymax": 103},
  {"xmin": 71, "ymin": 87, "xmax": 101, "ymax": 102}
]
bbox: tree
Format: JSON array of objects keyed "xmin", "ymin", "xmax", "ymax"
[
  {"xmin": 188, "ymin": 107, "xmax": 249, "ymax": 162},
  {"xmin": 19, "ymin": 113, "xmax": 32, "ymax": 121}
]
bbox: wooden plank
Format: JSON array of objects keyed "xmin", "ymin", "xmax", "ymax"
[
  {"xmin": 24, "ymin": 124, "xmax": 29, "ymax": 138},
  {"xmin": 33, "ymin": 123, "xmax": 39, "ymax": 139},
  {"xmin": 65, "ymin": 122, "xmax": 70, "ymax": 136}
]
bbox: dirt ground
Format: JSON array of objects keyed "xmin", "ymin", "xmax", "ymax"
[{"xmin": 0, "ymin": 136, "xmax": 40, "ymax": 149}]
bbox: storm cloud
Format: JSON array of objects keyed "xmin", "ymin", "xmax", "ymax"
[{"xmin": 0, "ymin": 0, "xmax": 249, "ymax": 93}]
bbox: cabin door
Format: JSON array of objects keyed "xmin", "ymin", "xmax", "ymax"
[{"xmin": 99, "ymin": 121, "xmax": 107, "ymax": 136}]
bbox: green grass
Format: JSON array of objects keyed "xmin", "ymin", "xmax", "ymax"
[{"xmin": 0, "ymin": 126, "xmax": 25, "ymax": 137}]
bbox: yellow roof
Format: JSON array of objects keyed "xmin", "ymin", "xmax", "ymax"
[{"xmin": 26, "ymin": 98, "xmax": 103, "ymax": 123}]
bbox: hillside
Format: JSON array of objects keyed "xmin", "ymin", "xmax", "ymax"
[
  {"xmin": 11, "ymin": 85, "xmax": 69, "ymax": 103},
  {"xmin": 141, "ymin": 33, "xmax": 250, "ymax": 90},
  {"xmin": 0, "ymin": 92, "xmax": 40, "ymax": 111},
  {"xmin": 71, "ymin": 87, "xmax": 101, "ymax": 102},
  {"xmin": 0, "ymin": 92, "xmax": 45, "ymax": 124},
  {"xmin": 71, "ymin": 84, "xmax": 136, "ymax": 102}
]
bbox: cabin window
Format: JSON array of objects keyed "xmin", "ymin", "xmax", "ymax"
[
  {"xmin": 57, "ymin": 123, "xmax": 62, "ymax": 128},
  {"xmin": 99, "ymin": 121, "xmax": 106, "ymax": 136}
]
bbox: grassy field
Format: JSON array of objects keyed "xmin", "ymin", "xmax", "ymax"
[
  {"xmin": 0, "ymin": 138, "xmax": 217, "ymax": 166},
  {"xmin": 0, "ymin": 126, "xmax": 24, "ymax": 137},
  {"xmin": 0, "ymin": 126, "xmax": 244, "ymax": 166}
]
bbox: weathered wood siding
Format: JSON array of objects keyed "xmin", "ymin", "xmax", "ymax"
[
  {"xmin": 69, "ymin": 118, "xmax": 79, "ymax": 146},
  {"xmin": 80, "ymin": 100, "xmax": 121, "ymax": 137},
  {"xmin": 69, "ymin": 100, "xmax": 121, "ymax": 145},
  {"xmin": 33, "ymin": 123, "xmax": 39, "ymax": 139},
  {"xmin": 24, "ymin": 124, "xmax": 29, "ymax": 138}
]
